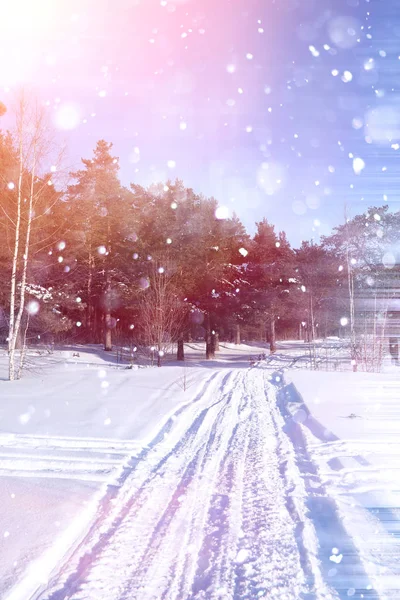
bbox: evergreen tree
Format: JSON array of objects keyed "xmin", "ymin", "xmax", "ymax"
[
  {"xmin": 247, "ymin": 219, "xmax": 295, "ymax": 352},
  {"xmin": 66, "ymin": 140, "xmax": 133, "ymax": 350}
]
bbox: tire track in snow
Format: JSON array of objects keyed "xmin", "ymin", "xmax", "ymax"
[
  {"xmin": 27, "ymin": 368, "xmax": 341, "ymax": 600},
  {"xmin": 28, "ymin": 369, "xmax": 226, "ymax": 600},
  {"xmin": 230, "ymin": 371, "xmax": 305, "ymax": 600},
  {"xmin": 0, "ymin": 433, "xmax": 142, "ymax": 453},
  {"xmin": 0, "ymin": 434, "xmax": 143, "ymax": 483},
  {"xmin": 191, "ymin": 370, "xmax": 335, "ymax": 600},
  {"xmin": 190, "ymin": 379, "xmax": 252, "ymax": 599},
  {"xmin": 5, "ymin": 371, "xmax": 220, "ymax": 600},
  {"xmin": 152, "ymin": 373, "xmax": 253, "ymax": 600},
  {"xmin": 121, "ymin": 379, "xmax": 242, "ymax": 600},
  {"xmin": 60, "ymin": 371, "xmax": 242, "ymax": 600}
]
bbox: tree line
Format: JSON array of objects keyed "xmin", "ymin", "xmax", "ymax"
[{"xmin": 1, "ymin": 98, "xmax": 399, "ymax": 378}]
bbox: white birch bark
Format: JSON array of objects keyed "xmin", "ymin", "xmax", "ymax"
[{"xmin": 8, "ymin": 96, "xmax": 26, "ymax": 363}]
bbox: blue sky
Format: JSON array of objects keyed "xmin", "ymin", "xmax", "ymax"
[{"xmin": 1, "ymin": 0, "xmax": 399, "ymax": 246}]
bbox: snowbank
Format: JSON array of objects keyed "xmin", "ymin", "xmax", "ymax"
[{"xmin": 285, "ymin": 369, "xmax": 400, "ymax": 598}]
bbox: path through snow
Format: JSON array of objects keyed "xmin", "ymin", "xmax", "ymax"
[{"xmin": 23, "ymin": 369, "xmax": 340, "ymax": 600}]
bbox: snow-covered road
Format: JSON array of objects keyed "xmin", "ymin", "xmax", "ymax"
[
  {"xmin": 15, "ymin": 368, "xmax": 326, "ymax": 600},
  {"xmin": 3, "ymin": 356, "xmax": 386, "ymax": 600}
]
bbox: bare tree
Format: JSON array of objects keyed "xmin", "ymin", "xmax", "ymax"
[
  {"xmin": 7, "ymin": 92, "xmax": 61, "ymax": 380},
  {"xmin": 344, "ymin": 206, "xmax": 358, "ymax": 372},
  {"xmin": 139, "ymin": 263, "xmax": 187, "ymax": 366},
  {"xmin": 8, "ymin": 95, "xmax": 25, "ymax": 362}
]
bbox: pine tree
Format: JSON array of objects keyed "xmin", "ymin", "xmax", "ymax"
[
  {"xmin": 67, "ymin": 140, "xmax": 130, "ymax": 350},
  {"xmin": 247, "ymin": 219, "xmax": 295, "ymax": 352}
]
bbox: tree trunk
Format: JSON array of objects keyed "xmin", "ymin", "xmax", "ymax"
[
  {"xmin": 235, "ymin": 323, "xmax": 241, "ymax": 345},
  {"xmin": 16, "ymin": 328, "xmax": 23, "ymax": 350},
  {"xmin": 104, "ymin": 318, "xmax": 112, "ymax": 351},
  {"xmin": 9, "ymin": 133, "xmax": 37, "ymax": 380},
  {"xmin": 104, "ymin": 266, "xmax": 112, "ymax": 351},
  {"xmin": 209, "ymin": 331, "xmax": 216, "ymax": 359},
  {"xmin": 177, "ymin": 338, "xmax": 184, "ymax": 361},
  {"xmin": 206, "ymin": 332, "xmax": 211, "ymax": 359},
  {"xmin": 269, "ymin": 317, "xmax": 276, "ymax": 354},
  {"xmin": 309, "ymin": 292, "xmax": 316, "ymax": 342},
  {"xmin": 104, "ymin": 306, "xmax": 113, "ymax": 351},
  {"xmin": 104, "ymin": 205, "xmax": 113, "ymax": 352},
  {"xmin": 93, "ymin": 305, "xmax": 99, "ymax": 343},
  {"xmin": 17, "ymin": 314, "xmax": 30, "ymax": 379},
  {"xmin": 214, "ymin": 332, "xmax": 219, "ymax": 352},
  {"xmin": 87, "ymin": 242, "xmax": 94, "ymax": 338},
  {"xmin": 345, "ymin": 205, "xmax": 357, "ymax": 371},
  {"xmin": 8, "ymin": 344, "xmax": 16, "ymax": 381},
  {"xmin": 8, "ymin": 104, "xmax": 24, "ymax": 354},
  {"xmin": 8, "ymin": 97, "xmax": 25, "ymax": 376},
  {"xmin": 104, "ymin": 285, "xmax": 112, "ymax": 351},
  {"xmin": 205, "ymin": 313, "xmax": 212, "ymax": 359}
]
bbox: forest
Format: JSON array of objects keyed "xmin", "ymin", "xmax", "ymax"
[{"xmin": 1, "ymin": 98, "xmax": 399, "ymax": 379}]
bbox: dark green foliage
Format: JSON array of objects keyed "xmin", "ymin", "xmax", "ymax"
[{"xmin": 2, "ymin": 129, "xmax": 400, "ymax": 352}]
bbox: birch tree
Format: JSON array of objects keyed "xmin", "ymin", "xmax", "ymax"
[{"xmin": 7, "ymin": 94, "xmax": 59, "ymax": 380}]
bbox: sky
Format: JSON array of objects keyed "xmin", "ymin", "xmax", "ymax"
[{"xmin": 0, "ymin": 0, "xmax": 399, "ymax": 246}]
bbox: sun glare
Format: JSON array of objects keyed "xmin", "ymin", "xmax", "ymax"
[{"xmin": 0, "ymin": 0, "xmax": 61, "ymax": 86}]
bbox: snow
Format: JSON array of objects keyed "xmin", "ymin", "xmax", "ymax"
[
  {"xmin": 285, "ymin": 368, "xmax": 400, "ymax": 598},
  {"xmin": 0, "ymin": 346, "xmax": 220, "ymax": 598},
  {"xmin": 0, "ymin": 477, "xmax": 98, "ymax": 597},
  {"xmin": 1, "ymin": 365, "xmax": 194, "ymax": 443},
  {"xmin": 0, "ymin": 343, "xmax": 267, "ymax": 598},
  {"xmin": 23, "ymin": 368, "xmax": 314, "ymax": 600},
  {"xmin": 0, "ymin": 342, "xmax": 399, "ymax": 599}
]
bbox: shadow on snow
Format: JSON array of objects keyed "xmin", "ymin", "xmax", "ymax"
[{"xmin": 272, "ymin": 371, "xmax": 378, "ymax": 600}]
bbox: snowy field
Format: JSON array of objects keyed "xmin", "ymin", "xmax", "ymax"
[
  {"xmin": 0, "ymin": 342, "xmax": 399, "ymax": 599},
  {"xmin": 285, "ymin": 369, "xmax": 400, "ymax": 600}
]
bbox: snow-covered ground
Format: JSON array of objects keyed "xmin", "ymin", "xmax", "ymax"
[
  {"xmin": 284, "ymin": 369, "xmax": 400, "ymax": 600},
  {"xmin": 0, "ymin": 342, "xmax": 266, "ymax": 599},
  {"xmin": 0, "ymin": 342, "xmax": 398, "ymax": 599}
]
